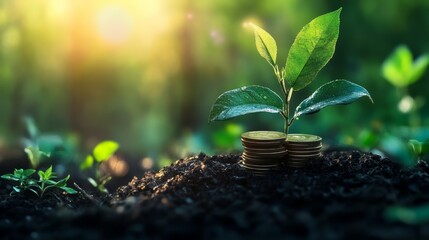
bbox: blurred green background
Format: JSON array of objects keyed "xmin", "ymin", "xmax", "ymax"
[{"xmin": 1, "ymin": 0, "xmax": 429, "ymax": 171}]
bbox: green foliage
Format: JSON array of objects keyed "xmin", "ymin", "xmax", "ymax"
[
  {"xmin": 24, "ymin": 146, "xmax": 50, "ymax": 169},
  {"xmin": 386, "ymin": 204, "xmax": 429, "ymax": 224},
  {"xmin": 93, "ymin": 141, "xmax": 120, "ymax": 162},
  {"xmin": 409, "ymin": 139, "xmax": 429, "ymax": 161},
  {"xmin": 251, "ymin": 23, "xmax": 277, "ymax": 68},
  {"xmin": 294, "ymin": 80, "xmax": 373, "ymax": 118},
  {"xmin": 35, "ymin": 166, "xmax": 77, "ymax": 198},
  {"xmin": 382, "ymin": 45, "xmax": 429, "ymax": 88},
  {"xmin": 1, "ymin": 169, "xmax": 36, "ymax": 194},
  {"xmin": 88, "ymin": 176, "xmax": 112, "ymax": 194},
  {"xmin": 1, "ymin": 166, "xmax": 76, "ymax": 197},
  {"xmin": 209, "ymin": 85, "xmax": 283, "ymax": 121},
  {"xmin": 209, "ymin": 8, "xmax": 372, "ymax": 134},
  {"xmin": 285, "ymin": 8, "xmax": 341, "ymax": 91},
  {"xmin": 80, "ymin": 140, "xmax": 119, "ymax": 193}
]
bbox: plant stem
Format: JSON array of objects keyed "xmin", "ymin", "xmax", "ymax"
[{"xmin": 274, "ymin": 65, "xmax": 290, "ymax": 134}]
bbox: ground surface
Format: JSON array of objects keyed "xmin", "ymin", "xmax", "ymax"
[{"xmin": 1, "ymin": 150, "xmax": 429, "ymax": 239}]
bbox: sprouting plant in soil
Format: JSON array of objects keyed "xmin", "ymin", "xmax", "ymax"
[
  {"xmin": 1, "ymin": 166, "xmax": 76, "ymax": 198},
  {"xmin": 24, "ymin": 146, "xmax": 50, "ymax": 169},
  {"xmin": 209, "ymin": 8, "xmax": 372, "ymax": 134},
  {"xmin": 80, "ymin": 141, "xmax": 119, "ymax": 193},
  {"xmin": 1, "ymin": 169, "xmax": 37, "ymax": 194},
  {"xmin": 382, "ymin": 45, "xmax": 429, "ymax": 128},
  {"xmin": 409, "ymin": 139, "xmax": 429, "ymax": 162}
]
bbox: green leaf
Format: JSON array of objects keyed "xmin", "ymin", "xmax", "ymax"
[
  {"xmin": 250, "ymin": 23, "xmax": 277, "ymax": 67},
  {"xmin": 294, "ymin": 80, "xmax": 372, "ymax": 118},
  {"xmin": 24, "ymin": 146, "xmax": 39, "ymax": 168},
  {"xmin": 209, "ymin": 85, "xmax": 284, "ymax": 122},
  {"xmin": 14, "ymin": 169, "xmax": 24, "ymax": 176},
  {"xmin": 1, "ymin": 174, "xmax": 18, "ymax": 181},
  {"xmin": 13, "ymin": 186, "xmax": 21, "ymax": 193},
  {"xmin": 93, "ymin": 141, "xmax": 119, "ymax": 162},
  {"xmin": 88, "ymin": 177, "xmax": 98, "ymax": 187},
  {"xmin": 409, "ymin": 140, "xmax": 423, "ymax": 156},
  {"xmin": 61, "ymin": 186, "xmax": 77, "ymax": 194},
  {"xmin": 382, "ymin": 45, "xmax": 413, "ymax": 87},
  {"xmin": 409, "ymin": 140, "xmax": 429, "ymax": 157},
  {"xmin": 285, "ymin": 8, "xmax": 341, "ymax": 91},
  {"xmin": 410, "ymin": 54, "xmax": 429, "ymax": 84},
  {"xmin": 45, "ymin": 166, "xmax": 52, "ymax": 179},
  {"xmin": 382, "ymin": 45, "xmax": 429, "ymax": 87},
  {"xmin": 80, "ymin": 155, "xmax": 94, "ymax": 169},
  {"xmin": 23, "ymin": 169, "xmax": 36, "ymax": 178},
  {"xmin": 38, "ymin": 171, "xmax": 45, "ymax": 180},
  {"xmin": 28, "ymin": 188, "xmax": 39, "ymax": 196}
]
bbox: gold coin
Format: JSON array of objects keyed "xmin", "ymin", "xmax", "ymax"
[
  {"xmin": 243, "ymin": 153, "xmax": 285, "ymax": 161},
  {"xmin": 288, "ymin": 153, "xmax": 321, "ymax": 158},
  {"xmin": 241, "ymin": 162, "xmax": 278, "ymax": 168},
  {"xmin": 287, "ymin": 149, "xmax": 321, "ymax": 155},
  {"xmin": 242, "ymin": 131, "xmax": 287, "ymax": 141},
  {"xmin": 287, "ymin": 143, "xmax": 322, "ymax": 149},
  {"xmin": 242, "ymin": 159, "xmax": 279, "ymax": 165},
  {"xmin": 243, "ymin": 146, "xmax": 286, "ymax": 152},
  {"xmin": 241, "ymin": 140, "xmax": 285, "ymax": 148},
  {"xmin": 243, "ymin": 150, "xmax": 287, "ymax": 157},
  {"xmin": 286, "ymin": 134, "xmax": 322, "ymax": 143}
]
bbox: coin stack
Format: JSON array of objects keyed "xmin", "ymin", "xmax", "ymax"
[
  {"xmin": 285, "ymin": 134, "xmax": 322, "ymax": 168},
  {"xmin": 240, "ymin": 131, "xmax": 287, "ymax": 175}
]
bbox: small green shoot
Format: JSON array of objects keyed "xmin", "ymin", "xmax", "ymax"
[
  {"xmin": 1, "ymin": 169, "xmax": 37, "ymax": 195},
  {"xmin": 209, "ymin": 8, "xmax": 372, "ymax": 133},
  {"xmin": 1, "ymin": 166, "xmax": 76, "ymax": 197},
  {"xmin": 36, "ymin": 166, "xmax": 77, "ymax": 198},
  {"xmin": 382, "ymin": 45, "xmax": 429, "ymax": 88},
  {"xmin": 409, "ymin": 139, "xmax": 429, "ymax": 162},
  {"xmin": 80, "ymin": 141, "xmax": 119, "ymax": 193},
  {"xmin": 24, "ymin": 146, "xmax": 50, "ymax": 169}
]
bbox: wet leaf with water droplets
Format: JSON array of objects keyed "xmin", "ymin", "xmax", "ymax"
[
  {"xmin": 209, "ymin": 85, "xmax": 283, "ymax": 122},
  {"xmin": 294, "ymin": 80, "xmax": 372, "ymax": 118}
]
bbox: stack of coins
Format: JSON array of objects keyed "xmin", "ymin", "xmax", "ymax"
[
  {"xmin": 240, "ymin": 131, "xmax": 287, "ymax": 175},
  {"xmin": 285, "ymin": 134, "xmax": 322, "ymax": 168}
]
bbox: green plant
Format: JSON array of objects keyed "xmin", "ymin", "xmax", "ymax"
[
  {"xmin": 209, "ymin": 8, "xmax": 372, "ymax": 133},
  {"xmin": 35, "ymin": 166, "xmax": 77, "ymax": 198},
  {"xmin": 382, "ymin": 45, "xmax": 429, "ymax": 89},
  {"xmin": 1, "ymin": 169, "xmax": 37, "ymax": 194},
  {"xmin": 409, "ymin": 139, "xmax": 429, "ymax": 162},
  {"xmin": 80, "ymin": 141, "xmax": 119, "ymax": 193},
  {"xmin": 382, "ymin": 45, "xmax": 429, "ymax": 125},
  {"xmin": 21, "ymin": 117, "xmax": 64, "ymax": 168},
  {"xmin": 24, "ymin": 146, "xmax": 50, "ymax": 169},
  {"xmin": 1, "ymin": 166, "xmax": 76, "ymax": 197}
]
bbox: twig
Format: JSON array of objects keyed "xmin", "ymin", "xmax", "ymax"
[{"xmin": 73, "ymin": 182, "xmax": 103, "ymax": 206}]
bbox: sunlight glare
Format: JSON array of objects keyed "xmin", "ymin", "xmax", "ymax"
[{"xmin": 96, "ymin": 4, "xmax": 132, "ymax": 45}]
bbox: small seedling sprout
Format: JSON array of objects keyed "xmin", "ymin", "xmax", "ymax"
[
  {"xmin": 80, "ymin": 141, "xmax": 119, "ymax": 193},
  {"xmin": 1, "ymin": 166, "xmax": 76, "ymax": 198}
]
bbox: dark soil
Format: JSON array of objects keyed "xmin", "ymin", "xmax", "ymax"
[{"xmin": 2, "ymin": 150, "xmax": 429, "ymax": 239}]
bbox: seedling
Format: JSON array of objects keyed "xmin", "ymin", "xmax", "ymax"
[
  {"xmin": 209, "ymin": 8, "xmax": 372, "ymax": 134},
  {"xmin": 1, "ymin": 166, "xmax": 76, "ymax": 197},
  {"xmin": 21, "ymin": 117, "xmax": 62, "ymax": 168},
  {"xmin": 409, "ymin": 139, "xmax": 429, "ymax": 162},
  {"xmin": 24, "ymin": 146, "xmax": 50, "ymax": 169},
  {"xmin": 1, "ymin": 169, "xmax": 37, "ymax": 195},
  {"xmin": 35, "ymin": 166, "xmax": 77, "ymax": 198},
  {"xmin": 80, "ymin": 141, "xmax": 119, "ymax": 193},
  {"xmin": 382, "ymin": 45, "xmax": 429, "ymax": 89},
  {"xmin": 382, "ymin": 45, "xmax": 429, "ymax": 127}
]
